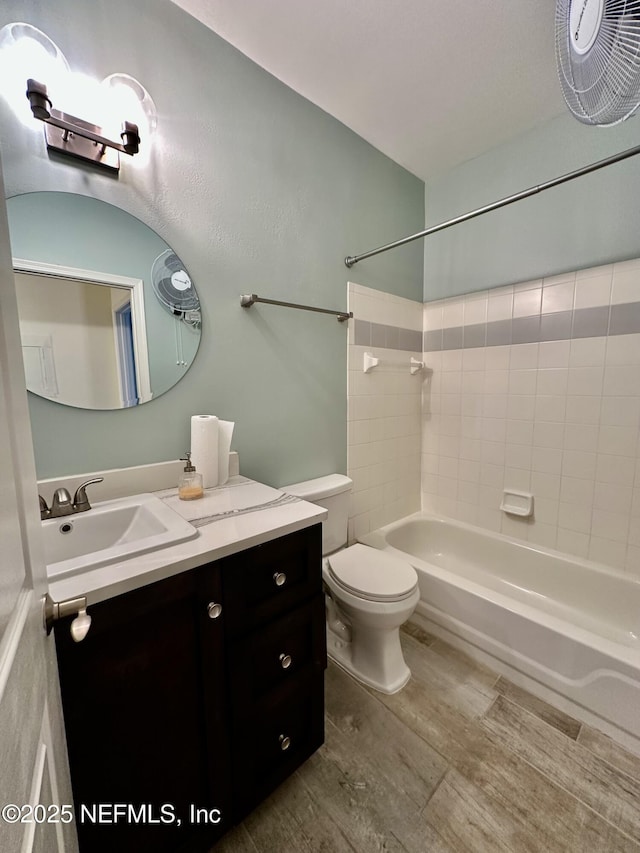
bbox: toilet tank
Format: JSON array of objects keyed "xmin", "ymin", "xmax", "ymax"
[{"xmin": 283, "ymin": 474, "xmax": 352, "ymax": 555}]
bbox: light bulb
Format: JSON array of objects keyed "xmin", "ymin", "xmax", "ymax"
[
  {"xmin": 101, "ymin": 73, "xmax": 157, "ymax": 164},
  {"xmin": 0, "ymin": 23, "xmax": 69, "ymax": 128}
]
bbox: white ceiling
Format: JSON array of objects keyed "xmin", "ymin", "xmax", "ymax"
[{"xmin": 170, "ymin": 0, "xmax": 567, "ymax": 182}]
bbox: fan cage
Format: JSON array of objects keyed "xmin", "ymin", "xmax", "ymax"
[
  {"xmin": 151, "ymin": 250, "xmax": 201, "ymax": 328},
  {"xmin": 556, "ymin": 0, "xmax": 640, "ymax": 125}
]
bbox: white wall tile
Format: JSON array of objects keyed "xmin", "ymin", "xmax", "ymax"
[
  {"xmin": 565, "ymin": 396, "xmax": 602, "ymax": 424},
  {"xmin": 605, "ymin": 334, "xmax": 640, "ymax": 366},
  {"xmin": 597, "ymin": 425, "xmax": 638, "ymax": 457},
  {"xmin": 487, "ymin": 292, "xmax": 513, "ymax": 322},
  {"xmin": 532, "ymin": 446, "xmax": 563, "ymax": 474},
  {"xmin": 463, "ymin": 295, "xmax": 487, "ymax": 326},
  {"xmin": 569, "ymin": 337, "xmax": 607, "ymax": 367},
  {"xmin": 562, "ymin": 450, "xmax": 597, "ymax": 480},
  {"xmin": 534, "ymin": 396, "xmax": 567, "ymax": 423},
  {"xmin": 556, "ymin": 528, "xmax": 590, "ymax": 558},
  {"xmin": 484, "ymin": 346, "xmax": 511, "ymax": 371},
  {"xmin": 513, "ymin": 287, "xmax": 542, "ymax": 318},
  {"xmin": 355, "ymin": 271, "xmax": 640, "ymax": 575},
  {"xmin": 560, "ymin": 476, "xmax": 595, "ymax": 507},
  {"xmin": 558, "ymin": 501, "xmax": 592, "ymax": 533},
  {"xmin": 574, "ymin": 271, "xmax": 612, "ymax": 309},
  {"xmin": 611, "ymin": 259, "xmax": 640, "ymax": 305},
  {"xmin": 542, "ymin": 282, "xmax": 574, "ymax": 314},
  {"xmin": 563, "ymin": 423, "xmax": 599, "ymax": 452},
  {"xmin": 567, "ymin": 366, "xmax": 604, "ymax": 396},
  {"xmin": 603, "ymin": 365, "xmax": 640, "ymax": 397},
  {"xmin": 536, "ymin": 369, "xmax": 568, "ymax": 396},
  {"xmin": 510, "ymin": 343, "xmax": 539, "ymax": 370},
  {"xmin": 442, "ymin": 299, "xmax": 464, "ymax": 328},
  {"xmin": 538, "ymin": 340, "xmax": 571, "ymax": 368},
  {"xmin": 600, "ymin": 397, "xmax": 640, "ymax": 427}
]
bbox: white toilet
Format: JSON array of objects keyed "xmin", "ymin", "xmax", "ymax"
[{"xmin": 284, "ymin": 474, "xmax": 419, "ymax": 694}]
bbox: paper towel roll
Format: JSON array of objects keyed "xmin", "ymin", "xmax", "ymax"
[
  {"xmin": 191, "ymin": 415, "xmax": 219, "ymax": 488},
  {"xmin": 217, "ymin": 420, "xmax": 235, "ymax": 485}
]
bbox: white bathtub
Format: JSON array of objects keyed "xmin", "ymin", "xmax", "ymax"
[{"xmin": 360, "ymin": 513, "xmax": 640, "ymax": 753}]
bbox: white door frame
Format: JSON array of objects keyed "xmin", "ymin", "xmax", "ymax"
[{"xmin": 13, "ymin": 257, "xmax": 153, "ymax": 405}]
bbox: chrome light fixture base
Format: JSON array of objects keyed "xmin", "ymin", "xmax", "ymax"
[
  {"xmin": 26, "ymin": 78, "xmax": 140, "ymax": 174},
  {"xmin": 44, "ymin": 118, "xmax": 120, "ymax": 172}
]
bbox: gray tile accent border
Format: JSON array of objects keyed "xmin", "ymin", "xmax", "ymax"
[
  {"xmin": 540, "ymin": 311, "xmax": 572, "ymax": 342},
  {"xmin": 609, "ymin": 302, "xmax": 640, "ymax": 336},
  {"xmin": 463, "ymin": 323, "xmax": 486, "ymax": 348},
  {"xmin": 353, "ymin": 319, "xmax": 424, "ymax": 352},
  {"xmin": 355, "ymin": 301, "xmax": 640, "ymax": 354},
  {"xmin": 443, "ymin": 326, "xmax": 463, "ymax": 350},
  {"xmin": 486, "ymin": 319, "xmax": 512, "ymax": 347},
  {"xmin": 512, "ymin": 316, "xmax": 540, "ymax": 345},
  {"xmin": 354, "ymin": 319, "xmax": 370, "ymax": 346},
  {"xmin": 400, "ymin": 329, "xmax": 423, "ymax": 351},
  {"xmin": 423, "ymin": 301, "xmax": 640, "ymax": 351},
  {"xmin": 572, "ymin": 305, "xmax": 609, "ymax": 339},
  {"xmin": 371, "ymin": 322, "xmax": 386, "ymax": 347},
  {"xmin": 385, "ymin": 325, "xmax": 399, "ymax": 349},
  {"xmin": 425, "ymin": 329, "xmax": 443, "ymax": 351}
]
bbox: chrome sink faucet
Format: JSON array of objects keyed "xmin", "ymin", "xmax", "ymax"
[{"xmin": 39, "ymin": 477, "xmax": 104, "ymax": 520}]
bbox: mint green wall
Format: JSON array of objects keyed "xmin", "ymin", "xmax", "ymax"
[
  {"xmin": 423, "ymin": 113, "xmax": 640, "ymax": 300},
  {"xmin": 0, "ymin": 0, "xmax": 424, "ymax": 485}
]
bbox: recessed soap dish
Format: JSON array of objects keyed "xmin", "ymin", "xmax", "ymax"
[{"xmin": 500, "ymin": 490, "xmax": 534, "ymax": 518}]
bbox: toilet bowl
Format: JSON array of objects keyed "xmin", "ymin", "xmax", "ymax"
[
  {"xmin": 323, "ymin": 543, "xmax": 419, "ymax": 694},
  {"xmin": 284, "ymin": 474, "xmax": 419, "ymax": 694}
]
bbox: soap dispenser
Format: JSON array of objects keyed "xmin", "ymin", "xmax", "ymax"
[{"xmin": 178, "ymin": 452, "xmax": 204, "ymax": 500}]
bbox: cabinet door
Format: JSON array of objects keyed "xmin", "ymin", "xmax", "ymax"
[
  {"xmin": 55, "ymin": 568, "xmax": 230, "ymax": 853},
  {"xmin": 231, "ymin": 674, "xmax": 325, "ymax": 819},
  {"xmin": 229, "ymin": 596, "xmax": 326, "ymax": 707},
  {"xmin": 221, "ymin": 524, "xmax": 323, "ymax": 635}
]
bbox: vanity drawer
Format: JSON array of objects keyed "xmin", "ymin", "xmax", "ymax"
[
  {"xmin": 232, "ymin": 678, "xmax": 324, "ymax": 818},
  {"xmin": 221, "ymin": 524, "xmax": 322, "ymax": 635},
  {"xmin": 229, "ymin": 596, "xmax": 326, "ymax": 706}
]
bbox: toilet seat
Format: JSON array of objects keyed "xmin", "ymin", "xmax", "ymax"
[{"xmin": 326, "ymin": 544, "xmax": 418, "ymax": 602}]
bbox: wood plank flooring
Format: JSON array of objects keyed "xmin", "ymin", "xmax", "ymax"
[{"xmin": 213, "ymin": 626, "xmax": 640, "ymax": 852}]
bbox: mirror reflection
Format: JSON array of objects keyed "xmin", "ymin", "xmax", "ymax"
[{"xmin": 7, "ymin": 192, "xmax": 201, "ymax": 410}]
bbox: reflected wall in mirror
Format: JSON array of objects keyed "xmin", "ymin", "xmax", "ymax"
[{"xmin": 7, "ymin": 192, "xmax": 201, "ymax": 410}]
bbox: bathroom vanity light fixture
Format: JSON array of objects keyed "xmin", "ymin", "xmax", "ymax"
[
  {"xmin": 26, "ymin": 77, "xmax": 140, "ymax": 172},
  {"xmin": 0, "ymin": 23, "xmax": 155, "ymax": 174}
]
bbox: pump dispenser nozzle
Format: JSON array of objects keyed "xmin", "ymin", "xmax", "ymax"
[{"xmin": 178, "ymin": 451, "xmax": 204, "ymax": 500}]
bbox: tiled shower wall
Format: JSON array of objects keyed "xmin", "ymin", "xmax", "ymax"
[
  {"xmin": 347, "ymin": 283, "xmax": 422, "ymax": 542},
  {"xmin": 422, "ymin": 259, "xmax": 640, "ymax": 576}
]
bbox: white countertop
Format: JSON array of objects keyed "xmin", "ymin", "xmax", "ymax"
[{"xmin": 47, "ymin": 476, "xmax": 327, "ymax": 606}]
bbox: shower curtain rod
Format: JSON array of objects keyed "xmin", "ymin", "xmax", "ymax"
[{"xmin": 344, "ymin": 142, "xmax": 640, "ymax": 268}]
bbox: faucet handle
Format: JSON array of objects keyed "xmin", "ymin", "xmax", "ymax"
[
  {"xmin": 39, "ymin": 495, "xmax": 51, "ymax": 520},
  {"xmin": 73, "ymin": 477, "xmax": 104, "ymax": 512}
]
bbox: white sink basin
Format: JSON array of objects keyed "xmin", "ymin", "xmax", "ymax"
[{"xmin": 43, "ymin": 493, "xmax": 198, "ymax": 579}]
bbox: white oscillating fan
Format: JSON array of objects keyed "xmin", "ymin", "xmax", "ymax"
[
  {"xmin": 151, "ymin": 249, "xmax": 201, "ymax": 328},
  {"xmin": 556, "ymin": 0, "xmax": 640, "ymax": 125}
]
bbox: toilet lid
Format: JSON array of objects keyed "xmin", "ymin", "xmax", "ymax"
[{"xmin": 327, "ymin": 544, "xmax": 418, "ymax": 602}]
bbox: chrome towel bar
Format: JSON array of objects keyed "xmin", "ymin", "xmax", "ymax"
[{"xmin": 241, "ymin": 293, "xmax": 352, "ymax": 323}]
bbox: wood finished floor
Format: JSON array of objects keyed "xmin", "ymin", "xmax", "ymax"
[{"xmin": 214, "ymin": 625, "xmax": 640, "ymax": 852}]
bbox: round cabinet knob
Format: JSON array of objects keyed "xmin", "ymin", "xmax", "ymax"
[
  {"xmin": 279, "ymin": 653, "xmax": 292, "ymax": 669},
  {"xmin": 273, "ymin": 571, "xmax": 287, "ymax": 587},
  {"xmin": 207, "ymin": 602, "xmax": 222, "ymax": 620},
  {"xmin": 279, "ymin": 734, "xmax": 291, "ymax": 751}
]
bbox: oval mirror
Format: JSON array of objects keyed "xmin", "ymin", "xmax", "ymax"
[{"xmin": 6, "ymin": 192, "xmax": 201, "ymax": 410}]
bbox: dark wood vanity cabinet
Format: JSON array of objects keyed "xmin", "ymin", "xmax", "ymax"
[{"xmin": 54, "ymin": 524, "xmax": 325, "ymax": 853}]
